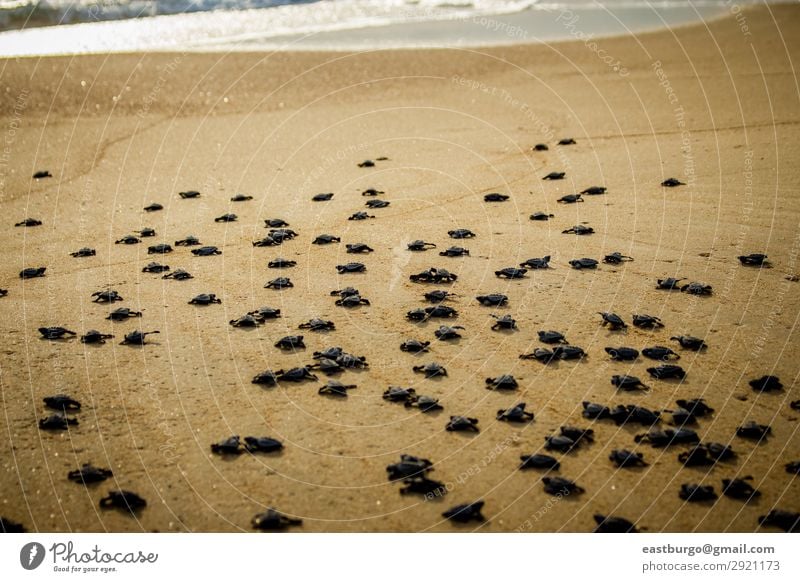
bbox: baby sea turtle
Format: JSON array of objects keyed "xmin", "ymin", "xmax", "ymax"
[
  {"xmin": 33, "ymin": 170, "xmax": 52, "ymax": 178},
  {"xmin": 448, "ymin": 229, "xmax": 475, "ymax": 239},
  {"xmin": 632, "ymin": 314, "xmax": 664, "ymax": 329},
  {"xmin": 554, "ymin": 345, "xmax": 586, "ymax": 360},
  {"xmin": 736, "ymin": 421, "xmax": 771, "ymax": 441},
  {"xmin": 670, "ymin": 335, "xmax": 707, "ymax": 351},
  {"xmin": 520, "ymin": 454, "xmax": 560, "ymax": 471},
  {"xmin": 274, "ymin": 335, "xmax": 305, "ymax": 350},
  {"xmin": 603, "ymin": 252, "xmax": 633, "ymax": 264},
  {"xmin": 163, "ymin": 269, "xmax": 193, "ymax": 280},
  {"xmin": 558, "ymin": 138, "xmax": 576, "ymax": 145},
  {"xmin": 405, "ymin": 395, "xmax": 443, "ymax": 412},
  {"xmin": 661, "ymin": 178, "xmax": 685, "ymax": 187},
  {"xmin": 189, "ymin": 293, "xmax": 221, "ymax": 305},
  {"xmin": 92, "ymin": 290, "xmax": 123, "ymax": 303},
  {"xmin": 309, "ymin": 358, "xmax": 343, "ymax": 375},
  {"xmin": 318, "ymin": 380, "xmax": 357, "ymax": 397},
  {"xmin": 346, "ymin": 243, "xmax": 374, "ymax": 254},
  {"xmin": 43, "ymin": 394, "xmax": 81, "ymax": 412},
  {"xmin": 81, "ymin": 330, "xmax": 114, "ymax": 344},
  {"xmin": 336, "ymin": 353, "xmax": 368, "ymax": 368},
  {"xmin": 269, "ymin": 228, "xmax": 298, "ymax": 241},
  {"xmin": 679, "ymin": 484, "xmax": 716, "ymax": 502},
  {"xmin": 136, "ymin": 228, "xmax": 156, "ymax": 237},
  {"xmin": 68, "ymin": 463, "xmax": 113, "ymax": 484},
  {"xmin": 143, "ymin": 203, "xmax": 163, "ymax": 212},
  {"xmin": 410, "ymin": 267, "xmax": 457, "ymax": 283},
  {"xmin": 277, "ymin": 367, "xmax": 318, "ymax": 382},
  {"xmin": 0, "ymin": 289, "xmax": 7, "ymax": 297},
  {"xmin": 365, "ymin": 199, "xmax": 389, "ymax": 209},
  {"xmin": 569, "ymin": 258, "xmax": 598, "ymax": 269},
  {"xmin": 484, "ymin": 193, "xmax": 509, "ymax": 202},
  {"xmin": 179, "ymin": 190, "xmax": 200, "ymax": 199},
  {"xmin": 676, "ymin": 398, "xmax": 714, "ymax": 417},
  {"xmin": 681, "ymin": 282, "xmax": 712, "ymax": 295},
  {"xmin": 738, "ymin": 253, "xmax": 770, "ymax": 267},
  {"xmin": 349, "ymin": 211, "xmax": 375, "ymax": 221},
  {"xmin": 331, "ymin": 287, "xmax": 360, "ymax": 298},
  {"xmin": 99, "ymin": 311, "xmax": 140, "ymax": 330},
  {"xmin": 115, "ymin": 235, "xmax": 141, "ymax": 245},
  {"xmin": 476, "ymin": 294, "xmax": 508, "ymax": 307},
  {"xmin": 191, "ymin": 246, "xmax": 222, "ymax": 256},
  {"xmin": 386, "ymin": 454, "xmax": 432, "ymax": 480},
  {"xmin": 265, "ymin": 277, "xmax": 293, "ymax": 289},
  {"xmin": 252, "ymin": 508, "xmax": 302, "ymax": 531},
  {"xmin": 443, "ymin": 501, "xmax": 485, "ymax": 523},
  {"xmin": 20, "ymin": 267, "xmax": 47, "ymax": 279},
  {"xmin": 399, "ymin": 476, "xmax": 447, "ymax": 496},
  {"xmin": 400, "ymin": 339, "xmax": 430, "ymax": 353},
  {"xmin": 519, "ymin": 347, "xmax": 557, "ymax": 363},
  {"xmin": 243, "ymin": 436, "xmax": 283, "ymax": 453},
  {"xmin": 231, "ymin": 193, "xmax": 253, "ymax": 202},
  {"xmin": 599, "ymin": 312, "xmax": 627, "ymax": 330},
  {"xmin": 785, "ymin": 461, "xmax": 800, "ymax": 475},
  {"xmin": 299, "ymin": 318, "xmax": 335, "ymax": 331},
  {"xmin": 268, "ymin": 258, "xmax": 296, "ymax": 268},
  {"xmin": 313, "ymin": 346, "xmax": 343, "ymax": 360},
  {"xmin": 749, "ymin": 375, "xmax": 782, "ymax": 392},
  {"xmin": 336, "ymin": 262, "xmax": 366, "ymax": 274},
  {"xmin": 446, "ymin": 416, "xmax": 479, "ymax": 432},
  {"xmin": 532, "ymin": 143, "xmax": 549, "ymax": 151},
  {"xmin": 335, "ymin": 294, "xmax": 370, "ymax": 307},
  {"xmin": 435, "ymin": 325, "xmax": 464, "ymax": 340},
  {"xmin": 495, "ymin": 267, "xmax": 527, "ymax": 279},
  {"xmin": 424, "ymin": 290, "xmax": 458, "ymax": 303},
  {"xmin": 312, "ymin": 192, "xmax": 334, "ymax": 201},
  {"xmin": 593, "ymin": 515, "xmax": 639, "ymax": 533},
  {"xmin": 563, "ymin": 225, "xmax": 594, "ymax": 235},
  {"xmin": 758, "ymin": 510, "xmax": 800, "ymax": 533},
  {"xmin": 39, "ymin": 327, "xmax": 77, "ymax": 340},
  {"xmin": 605, "ymin": 347, "xmax": 639, "ymax": 361},
  {"xmin": 413, "ymin": 362, "xmax": 447, "ymax": 378},
  {"xmin": 15, "ymin": 218, "xmax": 42, "ymax": 226},
  {"xmin": 722, "ymin": 477, "xmax": 760, "ymax": 501},
  {"xmin": 634, "ymin": 428, "xmax": 699, "ymax": 447},
  {"xmin": 608, "ymin": 405, "xmax": 661, "ymax": 426},
  {"xmin": 609, "ymin": 449, "xmax": 648, "ymax": 468},
  {"xmin": 100, "ymin": 490, "xmax": 147, "ymax": 513},
  {"xmin": 611, "ymin": 375, "xmax": 649, "ymax": 391},
  {"xmin": 439, "ymin": 246, "xmax": 470, "ymax": 257},
  {"xmin": 497, "ymin": 402, "xmax": 533, "ymax": 423},
  {"xmin": 647, "ymin": 365, "xmax": 686, "ymax": 380},
  {"xmin": 383, "ymin": 387, "xmax": 417, "ymax": 403},
  {"xmin": 542, "ymin": 477, "xmax": 584, "ymax": 495},
  {"xmin": 557, "ymin": 193, "xmax": 583, "ymax": 204},
  {"xmin": 582, "ymin": 401, "xmax": 611, "ymax": 420},
  {"xmin": 407, "ymin": 240, "xmax": 436, "ymax": 251},
  {"xmin": 248, "ymin": 306, "xmax": 281, "ymax": 320},
  {"xmin": 426, "ymin": 305, "xmax": 459, "ymax": 318},
  {"xmin": 120, "ymin": 330, "xmax": 159, "ymax": 345},
  {"xmin": 491, "ymin": 314, "xmax": 517, "ymax": 330},
  {"xmin": 39, "ymin": 413, "xmax": 78, "ymax": 430},
  {"xmin": 264, "ymin": 218, "xmax": 290, "ymax": 228},
  {"xmin": 70, "ymin": 247, "xmax": 96, "ymax": 258},
  {"xmin": 538, "ymin": 330, "xmax": 567, "ymax": 344},
  {"xmin": 147, "ymin": 243, "xmax": 173, "ymax": 254},
  {"xmin": 175, "ymin": 235, "xmax": 201, "ymax": 246},
  {"xmin": 251, "ymin": 370, "xmax": 280, "ymax": 386},
  {"xmin": 656, "ymin": 277, "xmax": 685, "ymax": 290},
  {"xmin": 142, "ymin": 262, "xmax": 170, "ymax": 273},
  {"xmin": 312, "ymin": 234, "xmax": 341, "ymax": 244},
  {"xmin": 229, "ymin": 314, "xmax": 261, "ymax": 328},
  {"xmin": 542, "ymin": 172, "xmax": 565, "ymax": 180},
  {"xmin": 211, "ymin": 435, "xmax": 243, "ymax": 455},
  {"xmin": 485, "ymin": 375, "xmax": 518, "ymax": 390},
  {"xmin": 530, "ymin": 212, "xmax": 554, "ymax": 221},
  {"xmin": 520, "ymin": 256, "xmax": 551, "ymax": 269},
  {"xmin": 642, "ymin": 346, "xmax": 679, "ymax": 361},
  {"xmin": 581, "ymin": 186, "xmax": 606, "ymax": 195},
  {"xmin": 253, "ymin": 235, "xmax": 279, "ymax": 247},
  {"xmin": 362, "ymin": 188, "xmax": 384, "ymax": 196}
]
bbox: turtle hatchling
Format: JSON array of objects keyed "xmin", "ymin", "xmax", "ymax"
[
  {"xmin": 520, "ymin": 256, "xmax": 551, "ymax": 269},
  {"xmin": 147, "ymin": 243, "xmax": 173, "ymax": 254},
  {"xmin": 603, "ymin": 252, "xmax": 633, "ymax": 264},
  {"xmin": 120, "ymin": 330, "xmax": 159, "ymax": 345},
  {"xmin": 400, "ymin": 339, "xmax": 430, "ymax": 353},
  {"xmin": 68, "ymin": 464, "xmax": 113, "ymax": 484},
  {"xmin": 563, "ymin": 225, "xmax": 594, "ymax": 235},
  {"xmin": 484, "ymin": 193, "xmax": 509, "ymax": 202},
  {"xmin": 383, "ymin": 387, "xmax": 417, "ymax": 403},
  {"xmin": 70, "ymin": 247, "xmax": 96, "ymax": 258},
  {"xmin": 175, "ymin": 235, "xmax": 201, "ymax": 246},
  {"xmin": 268, "ymin": 258, "xmax": 296, "ymax": 268},
  {"xmin": 497, "ymin": 402, "xmax": 534, "ymax": 423},
  {"xmin": 243, "ymin": 437, "xmax": 284, "ymax": 453},
  {"xmin": 681, "ymin": 282, "xmax": 712, "ymax": 295},
  {"xmin": 476, "ymin": 294, "xmax": 508, "ymax": 306},
  {"xmin": 191, "ymin": 246, "xmax": 221, "ymax": 256},
  {"xmin": 593, "ymin": 515, "xmax": 639, "ymax": 533},
  {"xmin": 81, "ymin": 330, "xmax": 114, "ymax": 344},
  {"xmin": 656, "ymin": 277, "xmax": 685, "ymax": 290},
  {"xmin": 485, "ymin": 375, "xmax": 518, "ymax": 390},
  {"xmin": 252, "ymin": 508, "xmax": 302, "ymax": 531},
  {"xmin": 142, "ymin": 262, "xmax": 170, "ymax": 273},
  {"xmin": 632, "ymin": 314, "xmax": 664, "ymax": 329},
  {"xmin": 43, "ymin": 394, "xmax": 81, "ymax": 412},
  {"xmin": 349, "ymin": 211, "xmax": 375, "ymax": 221},
  {"xmin": 231, "ymin": 193, "xmax": 253, "ymax": 202},
  {"xmin": 143, "ymin": 203, "xmax": 163, "ymax": 212},
  {"xmin": 520, "ymin": 454, "xmax": 560, "ymax": 471},
  {"xmin": 611, "ymin": 375, "xmax": 649, "ymax": 391},
  {"xmin": 569, "ymin": 258, "xmax": 598, "ymax": 269},
  {"xmin": 599, "ymin": 312, "xmax": 627, "ymax": 330},
  {"xmin": 39, "ymin": 413, "xmax": 78, "ymax": 430},
  {"xmin": 404, "ymin": 395, "xmax": 443, "ymax": 412},
  {"xmin": 530, "ymin": 212, "xmax": 554, "ymax": 221},
  {"xmin": 446, "ymin": 416, "xmax": 479, "ymax": 432},
  {"xmin": 265, "ymin": 277, "xmax": 293, "ymax": 289},
  {"xmin": 738, "ymin": 253, "xmax": 770, "ymax": 267},
  {"xmin": 647, "ymin": 365, "xmax": 686, "ymax": 380},
  {"xmin": 670, "ymin": 335, "xmax": 707, "ymax": 351},
  {"xmin": 679, "ymin": 484, "xmax": 716, "ymax": 502},
  {"xmin": 661, "ymin": 178, "xmax": 685, "ymax": 187},
  {"xmin": 312, "ymin": 234, "xmax": 341, "ymax": 244},
  {"xmin": 100, "ymin": 490, "xmax": 147, "ymax": 513},
  {"xmin": 274, "ymin": 335, "xmax": 305, "ymax": 350},
  {"xmin": 448, "ymin": 229, "xmax": 475, "ymax": 239},
  {"xmin": 318, "ymin": 380, "xmax": 357, "ymax": 397},
  {"xmin": 163, "ymin": 269, "xmax": 193, "ymax": 280},
  {"xmin": 407, "ymin": 240, "xmax": 437, "ymax": 251},
  {"xmin": 91, "ymin": 290, "xmax": 122, "ymax": 303},
  {"xmin": 439, "ymin": 246, "xmax": 470, "ymax": 257},
  {"xmin": 722, "ymin": 477, "xmax": 760, "ymax": 501},
  {"xmin": 365, "ymin": 199, "xmax": 389, "ymax": 209},
  {"xmin": 749, "ymin": 375, "xmax": 782, "ymax": 392},
  {"xmin": 189, "ymin": 293, "xmax": 221, "ymax": 305},
  {"xmin": 442, "ymin": 501, "xmax": 485, "ymax": 523},
  {"xmin": 491, "ymin": 314, "xmax": 517, "ymax": 330},
  {"xmin": 609, "ymin": 449, "xmax": 648, "ymax": 468},
  {"xmin": 557, "ymin": 193, "xmax": 583, "ymax": 204},
  {"xmin": 495, "ymin": 267, "xmax": 527, "ymax": 279},
  {"xmin": 312, "ymin": 192, "xmax": 334, "ymax": 201},
  {"xmin": 542, "ymin": 172, "xmax": 565, "ymax": 180},
  {"xmin": 346, "ymin": 243, "xmax": 374, "ymax": 254},
  {"xmin": 605, "ymin": 347, "xmax": 639, "ymax": 361},
  {"xmin": 336, "ymin": 262, "xmax": 366, "ymax": 274},
  {"xmin": 642, "ymin": 346, "xmax": 679, "ymax": 361},
  {"xmin": 542, "ymin": 477, "xmax": 584, "ymax": 495},
  {"xmin": 412, "ymin": 362, "xmax": 448, "ymax": 378},
  {"xmin": 39, "ymin": 327, "xmax": 76, "ymax": 340},
  {"xmin": 299, "ymin": 318, "xmax": 335, "ymax": 331}
]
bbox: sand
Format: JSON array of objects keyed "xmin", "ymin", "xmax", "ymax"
[{"xmin": 0, "ymin": 4, "xmax": 798, "ymax": 533}]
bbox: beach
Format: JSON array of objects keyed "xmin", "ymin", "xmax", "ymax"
[{"xmin": 0, "ymin": 3, "xmax": 798, "ymax": 533}]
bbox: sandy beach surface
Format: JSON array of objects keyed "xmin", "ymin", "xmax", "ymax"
[{"xmin": 0, "ymin": 4, "xmax": 798, "ymax": 533}]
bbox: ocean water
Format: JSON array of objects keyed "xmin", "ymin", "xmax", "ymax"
[{"xmin": 0, "ymin": 0, "xmax": 774, "ymax": 56}]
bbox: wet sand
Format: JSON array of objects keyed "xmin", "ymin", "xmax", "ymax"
[{"xmin": 0, "ymin": 4, "xmax": 798, "ymax": 532}]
